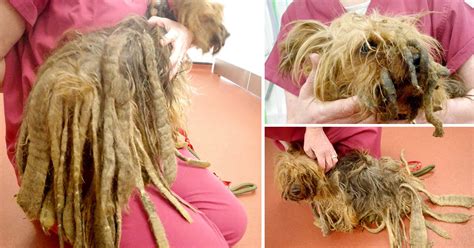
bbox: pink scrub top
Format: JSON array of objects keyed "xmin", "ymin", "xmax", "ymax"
[
  {"xmin": 265, "ymin": 0, "xmax": 474, "ymax": 96},
  {"xmin": 3, "ymin": 0, "xmax": 148, "ymax": 176},
  {"xmin": 265, "ymin": 127, "xmax": 382, "ymax": 158}
]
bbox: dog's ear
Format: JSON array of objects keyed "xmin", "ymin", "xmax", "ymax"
[{"xmin": 278, "ymin": 20, "xmax": 330, "ymax": 82}]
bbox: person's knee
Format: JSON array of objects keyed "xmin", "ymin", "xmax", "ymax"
[{"xmin": 222, "ymin": 198, "xmax": 248, "ymax": 246}]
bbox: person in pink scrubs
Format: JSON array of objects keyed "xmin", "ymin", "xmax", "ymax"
[
  {"xmin": 266, "ymin": 0, "xmax": 474, "ymax": 124},
  {"xmin": 0, "ymin": 0, "xmax": 246, "ymax": 247},
  {"xmin": 266, "ymin": 127, "xmax": 382, "ymax": 172}
]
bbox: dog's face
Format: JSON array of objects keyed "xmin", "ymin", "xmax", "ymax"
[
  {"xmin": 196, "ymin": 2, "xmax": 229, "ymax": 54},
  {"xmin": 321, "ymin": 13, "xmax": 448, "ymax": 120},
  {"xmin": 275, "ymin": 146, "xmax": 328, "ymax": 202},
  {"xmin": 175, "ymin": 0, "xmax": 230, "ymax": 54},
  {"xmin": 274, "ymin": 146, "xmax": 359, "ymax": 233},
  {"xmin": 279, "ymin": 13, "xmax": 464, "ymax": 136}
]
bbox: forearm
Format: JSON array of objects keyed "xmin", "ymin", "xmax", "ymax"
[{"xmin": 305, "ymin": 127, "xmax": 324, "ymax": 136}]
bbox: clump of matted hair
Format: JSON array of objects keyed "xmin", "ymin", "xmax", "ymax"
[
  {"xmin": 15, "ymin": 16, "xmax": 197, "ymax": 248},
  {"xmin": 275, "ymin": 144, "xmax": 473, "ymax": 247},
  {"xmin": 278, "ymin": 12, "xmax": 468, "ymax": 137}
]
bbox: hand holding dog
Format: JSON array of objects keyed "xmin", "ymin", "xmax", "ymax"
[
  {"xmin": 148, "ymin": 16, "xmax": 193, "ymax": 78},
  {"xmin": 286, "ymin": 54, "xmax": 362, "ymax": 124},
  {"xmin": 303, "ymin": 127, "xmax": 337, "ymax": 173}
]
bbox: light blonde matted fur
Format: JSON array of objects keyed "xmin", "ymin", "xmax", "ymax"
[{"xmin": 279, "ymin": 13, "xmax": 467, "ymax": 137}]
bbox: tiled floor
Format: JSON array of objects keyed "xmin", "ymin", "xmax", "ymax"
[
  {"xmin": 265, "ymin": 127, "xmax": 474, "ymax": 248},
  {"xmin": 0, "ymin": 64, "xmax": 261, "ymax": 248}
]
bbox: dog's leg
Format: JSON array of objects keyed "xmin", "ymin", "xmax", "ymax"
[{"xmin": 379, "ymin": 68, "xmax": 399, "ymax": 120}]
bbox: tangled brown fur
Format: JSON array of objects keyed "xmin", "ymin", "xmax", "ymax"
[
  {"xmin": 147, "ymin": 0, "xmax": 230, "ymax": 54},
  {"xmin": 16, "ymin": 2, "xmax": 228, "ymax": 246},
  {"xmin": 278, "ymin": 13, "xmax": 468, "ymax": 137},
  {"xmin": 275, "ymin": 144, "xmax": 473, "ymax": 248}
]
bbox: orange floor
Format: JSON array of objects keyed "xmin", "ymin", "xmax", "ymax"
[
  {"xmin": 265, "ymin": 127, "xmax": 474, "ymax": 248},
  {"xmin": 0, "ymin": 64, "xmax": 261, "ymax": 248}
]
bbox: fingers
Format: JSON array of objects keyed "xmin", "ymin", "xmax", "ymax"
[
  {"xmin": 169, "ymin": 43, "xmax": 182, "ymax": 65},
  {"xmin": 147, "ymin": 16, "xmax": 168, "ymax": 28},
  {"xmin": 314, "ymin": 151, "xmax": 338, "ymax": 173},
  {"xmin": 148, "ymin": 16, "xmax": 193, "ymax": 79},
  {"xmin": 322, "ymin": 96, "xmax": 360, "ymax": 120},
  {"xmin": 315, "ymin": 153, "xmax": 327, "ymax": 172},
  {"xmin": 325, "ymin": 153, "xmax": 338, "ymax": 172},
  {"xmin": 307, "ymin": 53, "xmax": 320, "ymax": 82},
  {"xmin": 161, "ymin": 30, "xmax": 178, "ymax": 46},
  {"xmin": 299, "ymin": 80, "xmax": 314, "ymax": 100},
  {"xmin": 357, "ymin": 115, "xmax": 377, "ymax": 124},
  {"xmin": 299, "ymin": 54, "xmax": 320, "ymax": 99},
  {"xmin": 304, "ymin": 146, "xmax": 316, "ymax": 160}
]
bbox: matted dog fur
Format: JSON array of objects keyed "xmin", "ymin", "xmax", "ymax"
[
  {"xmin": 279, "ymin": 13, "xmax": 468, "ymax": 137},
  {"xmin": 275, "ymin": 144, "xmax": 473, "ymax": 248},
  {"xmin": 15, "ymin": 1, "xmax": 228, "ymax": 247}
]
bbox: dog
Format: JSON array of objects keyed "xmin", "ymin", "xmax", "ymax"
[
  {"xmin": 147, "ymin": 0, "xmax": 230, "ymax": 54},
  {"xmin": 15, "ymin": 1, "xmax": 229, "ymax": 247},
  {"xmin": 278, "ymin": 12, "xmax": 468, "ymax": 137},
  {"xmin": 275, "ymin": 144, "xmax": 473, "ymax": 247}
]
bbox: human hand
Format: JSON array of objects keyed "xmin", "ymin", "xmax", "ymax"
[
  {"xmin": 148, "ymin": 16, "xmax": 193, "ymax": 78},
  {"xmin": 384, "ymin": 89, "xmax": 474, "ymax": 125},
  {"xmin": 303, "ymin": 127, "xmax": 337, "ymax": 173},
  {"xmin": 286, "ymin": 54, "xmax": 361, "ymax": 124}
]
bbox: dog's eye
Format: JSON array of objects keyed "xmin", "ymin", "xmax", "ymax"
[
  {"xmin": 360, "ymin": 40, "xmax": 377, "ymax": 54},
  {"xmin": 413, "ymin": 53, "xmax": 420, "ymax": 68}
]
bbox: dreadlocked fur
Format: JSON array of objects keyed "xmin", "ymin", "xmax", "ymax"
[
  {"xmin": 275, "ymin": 144, "xmax": 473, "ymax": 248},
  {"xmin": 15, "ymin": 1, "xmax": 228, "ymax": 246},
  {"xmin": 278, "ymin": 13, "xmax": 469, "ymax": 137}
]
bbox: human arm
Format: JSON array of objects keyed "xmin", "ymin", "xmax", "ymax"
[
  {"xmin": 303, "ymin": 127, "xmax": 338, "ymax": 173},
  {"xmin": 0, "ymin": 0, "xmax": 26, "ymax": 90},
  {"xmin": 148, "ymin": 16, "xmax": 193, "ymax": 78}
]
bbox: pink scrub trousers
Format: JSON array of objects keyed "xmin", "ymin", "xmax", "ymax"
[
  {"xmin": 265, "ymin": 127, "xmax": 382, "ymax": 158},
  {"xmin": 121, "ymin": 148, "xmax": 247, "ymax": 248}
]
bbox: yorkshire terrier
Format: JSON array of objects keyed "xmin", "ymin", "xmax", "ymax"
[
  {"xmin": 279, "ymin": 13, "xmax": 468, "ymax": 137},
  {"xmin": 276, "ymin": 144, "xmax": 473, "ymax": 247}
]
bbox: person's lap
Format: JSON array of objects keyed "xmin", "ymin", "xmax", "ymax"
[{"xmin": 121, "ymin": 148, "xmax": 247, "ymax": 247}]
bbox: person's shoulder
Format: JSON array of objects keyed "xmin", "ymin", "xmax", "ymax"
[
  {"xmin": 395, "ymin": 0, "xmax": 470, "ymax": 12},
  {"xmin": 428, "ymin": 0, "xmax": 472, "ymax": 11}
]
